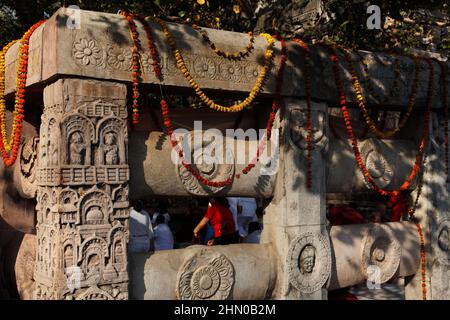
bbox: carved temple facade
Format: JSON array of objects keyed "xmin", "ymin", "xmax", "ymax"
[{"xmin": 1, "ymin": 8, "xmax": 449, "ymax": 300}]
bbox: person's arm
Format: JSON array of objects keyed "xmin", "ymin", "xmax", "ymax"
[{"xmin": 193, "ymin": 217, "xmax": 209, "ymax": 238}]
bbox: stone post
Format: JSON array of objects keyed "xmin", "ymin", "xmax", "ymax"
[
  {"xmin": 405, "ymin": 113, "xmax": 450, "ymax": 300},
  {"xmin": 262, "ymin": 98, "xmax": 331, "ymax": 299},
  {"xmin": 34, "ymin": 79, "xmax": 130, "ymax": 300}
]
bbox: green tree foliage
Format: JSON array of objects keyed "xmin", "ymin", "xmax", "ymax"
[{"xmin": 1, "ymin": 0, "xmax": 449, "ymax": 56}]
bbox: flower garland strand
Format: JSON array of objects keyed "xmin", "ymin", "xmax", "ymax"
[
  {"xmin": 0, "ymin": 39, "xmax": 18, "ymax": 152},
  {"xmin": 323, "ymin": 43, "xmax": 433, "ymax": 197},
  {"xmin": 416, "ymin": 222, "xmax": 427, "ymax": 300},
  {"xmin": 438, "ymin": 61, "xmax": 449, "ymax": 178},
  {"xmin": 146, "ymin": 16, "xmax": 274, "ymax": 113},
  {"xmin": 121, "ymin": 12, "xmax": 143, "ymax": 124},
  {"xmin": 241, "ymin": 36, "xmax": 287, "ymax": 177},
  {"xmin": 292, "ymin": 38, "xmax": 313, "ymax": 190},
  {"xmin": 0, "ymin": 20, "xmax": 45, "ymax": 166},
  {"xmin": 190, "ymin": 23, "xmax": 254, "ymax": 61},
  {"xmin": 343, "ymin": 47, "xmax": 420, "ymax": 138},
  {"xmin": 159, "ymin": 36, "xmax": 287, "ymax": 186},
  {"xmin": 134, "ymin": 15, "xmax": 163, "ymax": 81}
]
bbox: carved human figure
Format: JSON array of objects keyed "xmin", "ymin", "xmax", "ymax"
[
  {"xmin": 299, "ymin": 245, "xmax": 316, "ymax": 274},
  {"xmin": 438, "ymin": 227, "xmax": 450, "ymax": 252},
  {"xmin": 87, "ymin": 254, "xmax": 100, "ymax": 275},
  {"xmin": 64, "ymin": 245, "xmax": 74, "ymax": 268},
  {"xmin": 48, "ymin": 139, "xmax": 59, "ymax": 165},
  {"xmin": 103, "ymin": 132, "xmax": 119, "ymax": 165},
  {"xmin": 114, "ymin": 242, "xmax": 124, "ymax": 265},
  {"xmin": 69, "ymin": 131, "xmax": 86, "ymax": 165}
]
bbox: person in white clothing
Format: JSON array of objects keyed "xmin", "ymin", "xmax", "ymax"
[
  {"xmin": 152, "ymin": 202, "xmax": 171, "ymax": 226},
  {"xmin": 153, "ymin": 214, "xmax": 174, "ymax": 251},
  {"xmin": 128, "ymin": 200, "xmax": 154, "ymax": 253},
  {"xmin": 226, "ymin": 197, "xmax": 240, "ymax": 233},
  {"xmin": 236, "ymin": 197, "xmax": 257, "ymax": 237}
]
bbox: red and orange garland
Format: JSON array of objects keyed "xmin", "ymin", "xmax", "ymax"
[
  {"xmin": 159, "ymin": 36, "xmax": 287, "ymax": 186},
  {"xmin": 0, "ymin": 20, "xmax": 45, "ymax": 166},
  {"xmin": 323, "ymin": 43, "xmax": 433, "ymax": 197},
  {"xmin": 292, "ymin": 38, "xmax": 313, "ymax": 190},
  {"xmin": 134, "ymin": 15, "xmax": 162, "ymax": 81},
  {"xmin": 416, "ymin": 222, "xmax": 427, "ymax": 300}
]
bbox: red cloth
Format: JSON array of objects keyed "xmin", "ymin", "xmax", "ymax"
[
  {"xmin": 389, "ymin": 193, "xmax": 407, "ymax": 222},
  {"xmin": 205, "ymin": 203, "xmax": 236, "ymax": 238},
  {"xmin": 328, "ymin": 206, "xmax": 367, "ymax": 226}
]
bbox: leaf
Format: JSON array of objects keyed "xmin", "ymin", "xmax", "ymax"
[{"xmin": 179, "ymin": 11, "xmax": 186, "ymax": 17}]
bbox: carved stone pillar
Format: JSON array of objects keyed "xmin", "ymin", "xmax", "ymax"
[
  {"xmin": 262, "ymin": 98, "xmax": 331, "ymax": 299},
  {"xmin": 405, "ymin": 114, "xmax": 450, "ymax": 300},
  {"xmin": 34, "ymin": 79, "xmax": 129, "ymax": 300}
]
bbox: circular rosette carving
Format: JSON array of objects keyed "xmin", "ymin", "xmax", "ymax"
[
  {"xmin": 288, "ymin": 107, "xmax": 328, "ymax": 152},
  {"xmin": 287, "ymin": 232, "xmax": 331, "ymax": 293},
  {"xmin": 73, "ymin": 38, "xmax": 102, "ymax": 66},
  {"xmin": 176, "ymin": 249, "xmax": 234, "ymax": 300},
  {"xmin": 106, "ymin": 46, "xmax": 133, "ymax": 71},
  {"xmin": 18, "ymin": 137, "xmax": 39, "ymax": 198},
  {"xmin": 176, "ymin": 133, "xmax": 234, "ymax": 196},
  {"xmin": 434, "ymin": 219, "xmax": 450, "ymax": 265},
  {"xmin": 244, "ymin": 63, "xmax": 261, "ymax": 81},
  {"xmin": 359, "ymin": 139, "xmax": 394, "ymax": 188},
  {"xmin": 193, "ymin": 56, "xmax": 217, "ymax": 79},
  {"xmin": 361, "ymin": 224, "xmax": 401, "ymax": 283},
  {"xmin": 218, "ymin": 60, "xmax": 242, "ymax": 82}
]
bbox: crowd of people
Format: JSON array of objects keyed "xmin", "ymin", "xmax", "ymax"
[{"xmin": 128, "ymin": 197, "xmax": 263, "ymax": 254}]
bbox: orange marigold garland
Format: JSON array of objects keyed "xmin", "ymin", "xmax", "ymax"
[
  {"xmin": 292, "ymin": 38, "xmax": 313, "ymax": 190},
  {"xmin": 324, "ymin": 43, "xmax": 433, "ymax": 197},
  {"xmin": 191, "ymin": 23, "xmax": 254, "ymax": 61},
  {"xmin": 0, "ymin": 20, "xmax": 45, "ymax": 166},
  {"xmin": 416, "ymin": 222, "xmax": 427, "ymax": 300},
  {"xmin": 343, "ymin": 47, "xmax": 420, "ymax": 138},
  {"xmin": 121, "ymin": 12, "xmax": 143, "ymax": 124}
]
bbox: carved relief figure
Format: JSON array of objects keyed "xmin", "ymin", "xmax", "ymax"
[
  {"xmin": 299, "ymin": 245, "xmax": 316, "ymax": 274},
  {"xmin": 103, "ymin": 132, "xmax": 119, "ymax": 165},
  {"xmin": 64, "ymin": 245, "xmax": 74, "ymax": 268},
  {"xmin": 438, "ymin": 227, "xmax": 450, "ymax": 252},
  {"xmin": 48, "ymin": 139, "xmax": 59, "ymax": 166},
  {"xmin": 69, "ymin": 132, "xmax": 86, "ymax": 165}
]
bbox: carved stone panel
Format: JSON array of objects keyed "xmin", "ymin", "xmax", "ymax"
[
  {"xmin": 34, "ymin": 79, "xmax": 129, "ymax": 300},
  {"xmin": 361, "ymin": 224, "xmax": 401, "ymax": 283},
  {"xmin": 286, "ymin": 232, "xmax": 331, "ymax": 293},
  {"xmin": 289, "ymin": 106, "xmax": 328, "ymax": 152},
  {"xmin": 359, "ymin": 138, "xmax": 394, "ymax": 189},
  {"xmin": 434, "ymin": 219, "xmax": 450, "ymax": 265},
  {"xmin": 176, "ymin": 249, "xmax": 235, "ymax": 300},
  {"xmin": 176, "ymin": 133, "xmax": 235, "ymax": 196}
]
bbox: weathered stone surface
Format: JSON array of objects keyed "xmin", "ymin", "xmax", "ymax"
[
  {"xmin": 328, "ymin": 222, "xmax": 419, "ymax": 290},
  {"xmin": 129, "ymin": 244, "xmax": 276, "ymax": 300},
  {"xmin": 34, "ymin": 78, "xmax": 130, "ymax": 300},
  {"xmin": 261, "ymin": 99, "xmax": 331, "ymax": 300},
  {"xmin": 4, "ymin": 8, "xmax": 449, "ymax": 109}
]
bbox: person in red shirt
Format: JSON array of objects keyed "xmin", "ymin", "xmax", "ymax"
[{"xmin": 193, "ymin": 197, "xmax": 239, "ymax": 246}]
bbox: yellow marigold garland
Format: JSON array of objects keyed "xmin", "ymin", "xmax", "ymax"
[
  {"xmin": 146, "ymin": 16, "xmax": 274, "ymax": 112},
  {"xmin": 342, "ymin": 47, "xmax": 420, "ymax": 138}
]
